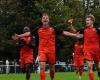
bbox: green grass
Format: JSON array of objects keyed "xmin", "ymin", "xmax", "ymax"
[{"xmin": 0, "ymin": 72, "xmax": 100, "ymax": 80}]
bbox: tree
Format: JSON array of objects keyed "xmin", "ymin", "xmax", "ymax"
[{"xmin": 0, "ymin": 0, "xmax": 100, "ymax": 61}]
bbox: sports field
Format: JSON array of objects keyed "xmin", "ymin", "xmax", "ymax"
[{"xmin": 0, "ymin": 72, "xmax": 99, "ymax": 80}]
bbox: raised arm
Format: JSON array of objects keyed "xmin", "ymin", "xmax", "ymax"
[
  {"xmin": 67, "ymin": 19, "xmax": 84, "ymax": 38},
  {"xmin": 15, "ymin": 32, "xmax": 31, "ymax": 38},
  {"xmin": 67, "ymin": 19, "xmax": 77, "ymax": 33},
  {"xmin": 55, "ymin": 26, "xmax": 83, "ymax": 38},
  {"xmin": 12, "ymin": 32, "xmax": 31, "ymax": 41},
  {"xmin": 62, "ymin": 31, "xmax": 76, "ymax": 37},
  {"xmin": 62, "ymin": 31, "xmax": 83, "ymax": 38}
]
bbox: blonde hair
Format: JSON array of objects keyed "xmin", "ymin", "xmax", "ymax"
[{"xmin": 86, "ymin": 14, "xmax": 95, "ymax": 22}]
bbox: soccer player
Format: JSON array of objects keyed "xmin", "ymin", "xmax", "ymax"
[
  {"xmin": 73, "ymin": 38, "xmax": 84, "ymax": 80},
  {"xmin": 13, "ymin": 12, "xmax": 80, "ymax": 80},
  {"xmin": 70, "ymin": 14, "xmax": 100, "ymax": 80},
  {"xmin": 12, "ymin": 27, "xmax": 34, "ymax": 80}
]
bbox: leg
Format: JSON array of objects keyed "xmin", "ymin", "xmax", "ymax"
[
  {"xmin": 38, "ymin": 49, "xmax": 47, "ymax": 80},
  {"xmin": 95, "ymin": 62, "xmax": 100, "ymax": 77},
  {"xmin": 40, "ymin": 62, "xmax": 46, "ymax": 80},
  {"xmin": 48, "ymin": 50, "xmax": 55, "ymax": 80},
  {"xmin": 25, "ymin": 63, "xmax": 32, "ymax": 80},
  {"xmin": 74, "ymin": 67, "xmax": 79, "ymax": 74},
  {"xmin": 49, "ymin": 64, "xmax": 55, "ymax": 80},
  {"xmin": 87, "ymin": 60, "xmax": 94, "ymax": 80},
  {"xmin": 78, "ymin": 66, "xmax": 84, "ymax": 80},
  {"xmin": 97, "ymin": 62, "xmax": 100, "ymax": 77},
  {"xmin": 73, "ymin": 59, "xmax": 79, "ymax": 74},
  {"xmin": 78, "ymin": 57, "xmax": 84, "ymax": 80},
  {"xmin": 20, "ymin": 58, "xmax": 26, "ymax": 73},
  {"xmin": 84, "ymin": 51, "xmax": 94, "ymax": 80},
  {"xmin": 93, "ymin": 53, "xmax": 100, "ymax": 77}
]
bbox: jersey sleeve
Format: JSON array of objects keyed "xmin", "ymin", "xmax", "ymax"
[
  {"xmin": 30, "ymin": 27, "xmax": 39, "ymax": 47},
  {"xmin": 30, "ymin": 27, "xmax": 38, "ymax": 36},
  {"xmin": 96, "ymin": 27, "xmax": 100, "ymax": 35}
]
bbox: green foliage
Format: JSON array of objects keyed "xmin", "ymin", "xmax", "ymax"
[{"xmin": 0, "ymin": 0, "xmax": 100, "ymax": 60}]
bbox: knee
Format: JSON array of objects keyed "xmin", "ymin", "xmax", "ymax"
[
  {"xmin": 40, "ymin": 68, "xmax": 44, "ymax": 71},
  {"xmin": 88, "ymin": 65, "xmax": 92, "ymax": 71},
  {"xmin": 50, "ymin": 65, "xmax": 55, "ymax": 71},
  {"xmin": 26, "ymin": 64, "xmax": 31, "ymax": 73},
  {"xmin": 26, "ymin": 67, "xmax": 31, "ymax": 73},
  {"xmin": 40, "ymin": 62, "xmax": 46, "ymax": 71},
  {"xmin": 40, "ymin": 65, "xmax": 45, "ymax": 71},
  {"xmin": 79, "ymin": 67, "xmax": 83, "ymax": 71}
]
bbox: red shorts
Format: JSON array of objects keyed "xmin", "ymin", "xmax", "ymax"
[
  {"xmin": 84, "ymin": 49, "xmax": 100, "ymax": 63},
  {"xmin": 38, "ymin": 47, "xmax": 55, "ymax": 64},
  {"xmin": 20, "ymin": 55, "xmax": 33, "ymax": 68},
  {"xmin": 74, "ymin": 56, "xmax": 84, "ymax": 67}
]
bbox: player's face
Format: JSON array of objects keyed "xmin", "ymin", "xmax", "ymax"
[
  {"xmin": 85, "ymin": 17, "xmax": 93, "ymax": 27},
  {"xmin": 41, "ymin": 14, "xmax": 50, "ymax": 26}
]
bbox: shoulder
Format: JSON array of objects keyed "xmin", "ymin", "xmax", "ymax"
[
  {"xmin": 30, "ymin": 26, "xmax": 42, "ymax": 35},
  {"xmin": 75, "ymin": 44, "xmax": 78, "ymax": 46},
  {"xmin": 95, "ymin": 26, "xmax": 100, "ymax": 30},
  {"xmin": 32, "ymin": 26, "xmax": 42, "ymax": 32},
  {"xmin": 94, "ymin": 26, "xmax": 100, "ymax": 35},
  {"xmin": 48, "ymin": 25, "xmax": 57, "ymax": 31}
]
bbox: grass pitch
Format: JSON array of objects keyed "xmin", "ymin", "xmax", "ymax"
[{"xmin": 0, "ymin": 72, "xmax": 100, "ymax": 80}]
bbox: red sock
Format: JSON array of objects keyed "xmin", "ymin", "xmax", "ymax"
[
  {"xmin": 79, "ymin": 70, "xmax": 83, "ymax": 76},
  {"xmin": 50, "ymin": 70, "xmax": 55, "ymax": 80},
  {"xmin": 40, "ymin": 71, "xmax": 45, "ymax": 80},
  {"xmin": 89, "ymin": 72, "xmax": 94, "ymax": 80}
]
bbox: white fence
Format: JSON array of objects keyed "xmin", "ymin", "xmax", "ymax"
[
  {"xmin": 0, "ymin": 63, "xmax": 90, "ymax": 74},
  {"xmin": 0, "ymin": 61, "xmax": 97, "ymax": 74}
]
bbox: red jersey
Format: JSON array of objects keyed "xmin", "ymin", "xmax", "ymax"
[
  {"xmin": 31, "ymin": 26, "xmax": 62, "ymax": 64},
  {"xmin": 73, "ymin": 43, "xmax": 84, "ymax": 67},
  {"xmin": 84, "ymin": 27, "xmax": 99, "ymax": 50},
  {"xmin": 20, "ymin": 36, "xmax": 33, "ymax": 57},
  {"xmin": 74, "ymin": 43, "xmax": 83, "ymax": 58},
  {"xmin": 38, "ymin": 27, "xmax": 56, "ymax": 50},
  {"xmin": 32, "ymin": 26, "xmax": 63, "ymax": 50},
  {"xmin": 77, "ymin": 26, "xmax": 100, "ymax": 62}
]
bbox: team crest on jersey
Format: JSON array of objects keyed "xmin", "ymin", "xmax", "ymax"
[
  {"xmin": 92, "ymin": 28, "xmax": 96, "ymax": 31},
  {"xmin": 49, "ymin": 27, "xmax": 54, "ymax": 31},
  {"xmin": 49, "ymin": 27, "xmax": 55, "ymax": 34}
]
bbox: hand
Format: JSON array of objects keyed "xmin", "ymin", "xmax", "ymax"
[
  {"xmin": 12, "ymin": 34, "xmax": 19, "ymax": 40},
  {"xmin": 76, "ymin": 34, "xmax": 83, "ymax": 38},
  {"xmin": 15, "ymin": 33, "xmax": 20, "ymax": 37},
  {"xmin": 12, "ymin": 35, "xmax": 19, "ymax": 40}
]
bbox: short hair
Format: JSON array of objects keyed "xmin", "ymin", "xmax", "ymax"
[
  {"xmin": 86, "ymin": 14, "xmax": 95, "ymax": 22},
  {"xmin": 40, "ymin": 12, "xmax": 49, "ymax": 18},
  {"xmin": 23, "ymin": 26, "xmax": 30, "ymax": 32}
]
